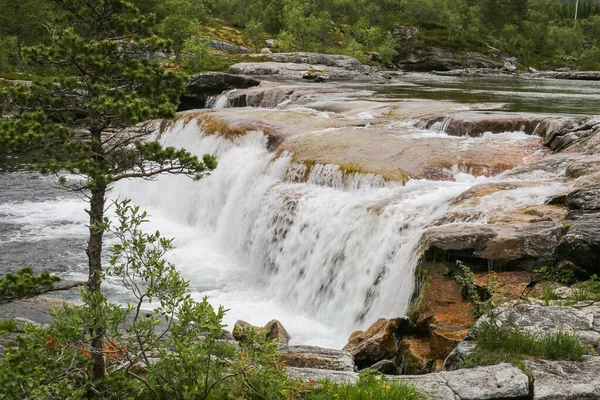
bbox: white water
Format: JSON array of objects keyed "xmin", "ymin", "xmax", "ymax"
[{"xmin": 90, "ymin": 119, "xmax": 561, "ymax": 348}]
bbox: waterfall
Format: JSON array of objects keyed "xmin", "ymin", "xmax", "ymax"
[
  {"xmin": 111, "ymin": 119, "xmax": 562, "ymax": 348},
  {"xmin": 206, "ymin": 91, "xmax": 233, "ymax": 109}
]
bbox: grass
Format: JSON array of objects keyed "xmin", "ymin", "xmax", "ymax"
[
  {"xmin": 306, "ymin": 373, "xmax": 427, "ymax": 400},
  {"xmin": 0, "ymin": 319, "xmax": 16, "ymax": 335},
  {"xmin": 462, "ymin": 319, "xmax": 588, "ymax": 369},
  {"xmin": 539, "ymin": 283, "xmax": 557, "ymax": 306},
  {"xmin": 572, "ymin": 275, "xmax": 600, "ymax": 302}
]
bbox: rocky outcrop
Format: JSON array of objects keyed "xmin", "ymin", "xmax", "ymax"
[
  {"xmin": 557, "ymin": 212, "xmax": 600, "ymax": 277},
  {"xmin": 179, "ymin": 72, "xmax": 260, "ymax": 110},
  {"xmin": 232, "ymin": 319, "xmax": 291, "ymax": 344},
  {"xmin": 443, "ymin": 340, "xmax": 476, "ymax": 371},
  {"xmin": 394, "ymin": 47, "xmax": 499, "ymax": 72},
  {"xmin": 229, "ymin": 61, "xmax": 386, "ymax": 82},
  {"xmin": 526, "ymin": 357, "xmax": 600, "ymax": 400},
  {"xmin": 209, "ymin": 39, "xmax": 250, "ymax": 54},
  {"xmin": 277, "ymin": 344, "xmax": 355, "ymax": 371},
  {"xmin": 254, "ymin": 52, "xmax": 363, "ymax": 70},
  {"xmin": 528, "ymin": 70, "xmax": 600, "ymax": 81},
  {"xmin": 343, "ymin": 318, "xmax": 409, "ymax": 369},
  {"xmin": 484, "ymin": 302, "xmax": 600, "ymax": 349}
]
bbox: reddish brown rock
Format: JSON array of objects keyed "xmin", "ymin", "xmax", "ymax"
[
  {"xmin": 343, "ymin": 318, "xmax": 406, "ymax": 369},
  {"xmin": 397, "ymin": 336, "xmax": 434, "ymax": 375}
]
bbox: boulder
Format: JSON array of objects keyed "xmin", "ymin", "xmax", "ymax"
[
  {"xmin": 257, "ymin": 52, "xmax": 363, "ymax": 70},
  {"xmin": 565, "ymin": 155, "xmax": 600, "ymax": 178},
  {"xmin": 264, "ymin": 319, "xmax": 290, "ymax": 344},
  {"xmin": 278, "ymin": 345, "xmax": 354, "ymax": 371},
  {"xmin": 389, "ymin": 26, "xmax": 420, "ymax": 43},
  {"xmin": 396, "ymin": 47, "xmax": 462, "ymax": 72},
  {"xmin": 488, "ymin": 302, "xmax": 600, "ymax": 349},
  {"xmin": 557, "ymin": 212, "xmax": 600, "ymax": 276},
  {"xmin": 209, "ymin": 39, "xmax": 250, "ymax": 54},
  {"xmin": 359, "ymin": 359, "xmax": 397, "ymax": 375},
  {"xmin": 232, "ymin": 319, "xmax": 290, "ymax": 344},
  {"xmin": 397, "ymin": 336, "xmax": 434, "ymax": 374},
  {"xmin": 527, "ymin": 356, "xmax": 600, "ymax": 400},
  {"xmin": 443, "ymin": 340, "xmax": 476, "ymax": 371},
  {"xmin": 566, "ymin": 184, "xmax": 600, "ymax": 211},
  {"xmin": 343, "ymin": 318, "xmax": 408, "ymax": 369},
  {"xmin": 180, "ymin": 72, "xmax": 260, "ymax": 110},
  {"xmin": 440, "ymin": 363, "xmax": 530, "ymax": 400},
  {"xmin": 287, "ymin": 367, "xmax": 357, "ymax": 385}
]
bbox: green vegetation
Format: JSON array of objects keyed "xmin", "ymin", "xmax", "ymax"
[
  {"xmin": 308, "ymin": 372, "xmax": 427, "ymax": 400},
  {"xmin": 0, "ymin": 319, "xmax": 16, "ymax": 335},
  {"xmin": 462, "ymin": 319, "xmax": 588, "ymax": 368},
  {"xmin": 573, "ymin": 275, "xmax": 600, "ymax": 301},
  {"xmin": 3, "ymin": 0, "xmax": 600, "ymax": 76}
]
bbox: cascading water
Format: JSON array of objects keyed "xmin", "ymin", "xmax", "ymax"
[
  {"xmin": 108, "ymin": 117, "xmax": 564, "ymax": 348},
  {"xmin": 205, "ymin": 91, "xmax": 233, "ymax": 109}
]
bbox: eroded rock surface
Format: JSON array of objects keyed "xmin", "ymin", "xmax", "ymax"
[
  {"xmin": 278, "ymin": 345, "xmax": 355, "ymax": 371},
  {"xmin": 527, "ymin": 357, "xmax": 600, "ymax": 400}
]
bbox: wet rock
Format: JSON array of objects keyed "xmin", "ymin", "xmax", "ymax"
[
  {"xmin": 527, "ymin": 356, "xmax": 600, "ymax": 400},
  {"xmin": 443, "ymin": 340, "xmax": 476, "ymax": 371},
  {"xmin": 565, "ymin": 155, "xmax": 600, "ymax": 178},
  {"xmin": 278, "ymin": 345, "xmax": 355, "ymax": 371},
  {"xmin": 566, "ymin": 184, "xmax": 600, "ymax": 211},
  {"xmin": 557, "ymin": 212, "xmax": 600, "ymax": 276},
  {"xmin": 529, "ymin": 70, "xmax": 600, "ymax": 81},
  {"xmin": 360, "ymin": 359, "xmax": 397, "ymax": 375},
  {"xmin": 343, "ymin": 318, "xmax": 408, "ymax": 369},
  {"xmin": 180, "ymin": 72, "xmax": 260, "ymax": 110}
]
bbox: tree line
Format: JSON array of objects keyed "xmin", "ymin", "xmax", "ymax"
[{"xmin": 1, "ymin": 0, "xmax": 600, "ymax": 73}]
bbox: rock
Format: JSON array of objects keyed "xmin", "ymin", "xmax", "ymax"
[
  {"xmin": 553, "ymin": 286, "xmax": 575, "ymax": 300},
  {"xmin": 527, "ymin": 356, "xmax": 600, "ymax": 400},
  {"xmin": 395, "ymin": 47, "xmax": 497, "ymax": 72},
  {"xmin": 393, "ymin": 373, "xmax": 458, "ymax": 400},
  {"xmin": 232, "ymin": 319, "xmax": 291, "ymax": 344},
  {"xmin": 287, "ymin": 367, "xmax": 357, "ymax": 385},
  {"xmin": 260, "ymin": 47, "xmax": 271, "ymax": 54},
  {"xmin": 209, "ymin": 39, "xmax": 250, "ymax": 54},
  {"xmin": 566, "ymin": 184, "xmax": 600, "ymax": 211},
  {"xmin": 264, "ymin": 319, "xmax": 290, "ymax": 344},
  {"xmin": 259, "ymin": 52, "xmax": 363, "ymax": 70},
  {"xmin": 443, "ymin": 340, "xmax": 476, "ymax": 371},
  {"xmin": 557, "ymin": 212, "xmax": 600, "ymax": 277},
  {"xmin": 441, "ymin": 363, "xmax": 530, "ymax": 400},
  {"xmin": 229, "ymin": 61, "xmax": 381, "ymax": 82},
  {"xmin": 343, "ymin": 318, "xmax": 408, "ymax": 369},
  {"xmin": 565, "ymin": 155, "xmax": 600, "ymax": 178},
  {"xmin": 430, "ymin": 328, "xmax": 468, "ymax": 362},
  {"xmin": 278, "ymin": 345, "xmax": 355, "ymax": 371},
  {"xmin": 389, "ymin": 26, "xmax": 420, "ymax": 42},
  {"xmin": 180, "ymin": 72, "xmax": 260, "ymax": 110},
  {"xmin": 528, "ymin": 70, "xmax": 600, "ymax": 81},
  {"xmin": 265, "ymin": 39, "xmax": 275, "ymax": 48},
  {"xmin": 489, "ymin": 302, "xmax": 600, "ymax": 349},
  {"xmin": 397, "ymin": 336, "xmax": 434, "ymax": 374},
  {"xmin": 360, "ymin": 359, "xmax": 397, "ymax": 374}
]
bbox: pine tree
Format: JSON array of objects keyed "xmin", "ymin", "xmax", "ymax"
[{"xmin": 0, "ymin": 0, "xmax": 216, "ymax": 382}]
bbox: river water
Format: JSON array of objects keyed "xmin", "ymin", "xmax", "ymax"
[{"xmin": 0, "ymin": 74, "xmax": 594, "ymax": 348}]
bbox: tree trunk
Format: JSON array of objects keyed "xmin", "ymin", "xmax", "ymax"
[
  {"xmin": 87, "ymin": 127, "xmax": 108, "ymax": 382},
  {"xmin": 87, "ymin": 185, "xmax": 107, "ymax": 381}
]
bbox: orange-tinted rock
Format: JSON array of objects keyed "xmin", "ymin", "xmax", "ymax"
[
  {"xmin": 474, "ymin": 271, "xmax": 532, "ymax": 302},
  {"xmin": 398, "ymin": 336, "xmax": 433, "ymax": 375},
  {"xmin": 430, "ymin": 328, "xmax": 469, "ymax": 361},
  {"xmin": 343, "ymin": 318, "xmax": 406, "ymax": 369}
]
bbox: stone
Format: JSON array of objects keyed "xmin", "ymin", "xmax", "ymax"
[
  {"xmin": 265, "ymin": 39, "xmax": 275, "ymax": 48},
  {"xmin": 553, "ymin": 286, "xmax": 575, "ymax": 300},
  {"xmin": 209, "ymin": 39, "xmax": 250, "ymax": 54},
  {"xmin": 443, "ymin": 340, "xmax": 476, "ymax": 371},
  {"xmin": 397, "ymin": 336, "xmax": 434, "ymax": 374},
  {"xmin": 233, "ymin": 319, "xmax": 291, "ymax": 344},
  {"xmin": 264, "ymin": 319, "xmax": 290, "ymax": 344},
  {"xmin": 565, "ymin": 155, "xmax": 600, "ymax": 178},
  {"xmin": 441, "ymin": 363, "xmax": 530, "ymax": 400},
  {"xmin": 527, "ymin": 357, "xmax": 600, "ymax": 400},
  {"xmin": 343, "ymin": 318, "xmax": 407, "ymax": 369},
  {"xmin": 557, "ymin": 212, "xmax": 600, "ymax": 277},
  {"xmin": 392, "ymin": 374, "xmax": 458, "ymax": 400},
  {"xmin": 180, "ymin": 72, "xmax": 260, "ymax": 110},
  {"xmin": 566, "ymin": 184, "xmax": 600, "ymax": 211},
  {"xmin": 360, "ymin": 359, "xmax": 397, "ymax": 375},
  {"xmin": 287, "ymin": 367, "xmax": 357, "ymax": 385},
  {"xmin": 490, "ymin": 302, "xmax": 600, "ymax": 348},
  {"xmin": 389, "ymin": 26, "xmax": 420, "ymax": 42},
  {"xmin": 260, "ymin": 52, "xmax": 363, "ymax": 70},
  {"xmin": 278, "ymin": 345, "xmax": 355, "ymax": 371},
  {"xmin": 430, "ymin": 328, "xmax": 468, "ymax": 362}
]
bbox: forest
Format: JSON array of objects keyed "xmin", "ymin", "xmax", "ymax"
[{"xmin": 2, "ymin": 0, "xmax": 600, "ymax": 75}]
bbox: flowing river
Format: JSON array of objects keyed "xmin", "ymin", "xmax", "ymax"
[{"xmin": 0, "ymin": 74, "xmax": 596, "ymax": 348}]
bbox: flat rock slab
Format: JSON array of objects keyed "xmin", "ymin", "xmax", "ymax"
[
  {"xmin": 289, "ymin": 363, "xmax": 530, "ymax": 399},
  {"xmin": 278, "ymin": 344, "xmax": 355, "ymax": 371},
  {"xmin": 527, "ymin": 357, "xmax": 600, "ymax": 400}
]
